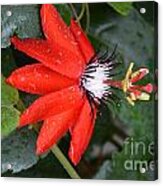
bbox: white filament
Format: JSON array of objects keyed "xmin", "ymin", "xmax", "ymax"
[{"xmin": 82, "ymin": 63, "xmax": 111, "ymax": 99}]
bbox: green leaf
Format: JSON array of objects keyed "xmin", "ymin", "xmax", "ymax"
[
  {"xmin": 3, "ymin": 153, "xmax": 70, "ymax": 178},
  {"xmin": 108, "ymin": 135, "xmax": 155, "ymax": 180},
  {"xmin": 116, "ymin": 101, "xmax": 155, "ymax": 140},
  {"xmin": 1, "ymin": 4, "xmax": 72, "ymax": 48},
  {"xmin": 1, "ymin": 128, "xmax": 39, "ymax": 173},
  {"xmin": 1, "ymin": 106, "xmax": 20, "ymax": 137},
  {"xmin": 89, "ymin": 4, "xmax": 154, "ymax": 67},
  {"xmin": 93, "ymin": 160, "xmax": 112, "ymax": 179},
  {"xmin": 1, "ymin": 75, "xmax": 20, "ymax": 137},
  {"xmin": 108, "ymin": 2, "xmax": 133, "ymax": 16},
  {"xmin": 1, "ymin": 5, "xmax": 41, "ymax": 48},
  {"xmin": 1, "ymin": 48, "xmax": 17, "ymax": 77},
  {"xmin": 1, "ymin": 75, "xmax": 19, "ymax": 106},
  {"xmin": 55, "ymin": 4, "xmax": 72, "ymax": 25},
  {"xmin": 93, "ymin": 101, "xmax": 156, "ymax": 180},
  {"xmin": 87, "ymin": 3, "xmax": 156, "ymax": 180}
]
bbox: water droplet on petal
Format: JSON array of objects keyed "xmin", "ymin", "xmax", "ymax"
[
  {"xmin": 69, "ymin": 86, "xmax": 75, "ymax": 92},
  {"xmin": 29, "ymin": 83, "xmax": 36, "ymax": 91},
  {"xmin": 59, "ymin": 52, "xmax": 63, "ymax": 57},
  {"xmin": 53, "ymin": 14, "xmax": 57, "ymax": 18},
  {"xmin": 77, "ymin": 31, "xmax": 81, "ymax": 36},
  {"xmin": 45, "ymin": 74, "xmax": 49, "ymax": 78},
  {"xmin": 46, "ymin": 48, "xmax": 51, "ymax": 53},
  {"xmin": 71, "ymin": 41, "xmax": 78, "ymax": 46},
  {"xmin": 64, "ymin": 34, "xmax": 68, "ymax": 39},
  {"xmin": 20, "ymin": 77, "xmax": 25, "ymax": 82},
  {"xmin": 58, "ymin": 25, "xmax": 62, "ymax": 31},
  {"xmin": 56, "ymin": 60, "xmax": 61, "ymax": 64}
]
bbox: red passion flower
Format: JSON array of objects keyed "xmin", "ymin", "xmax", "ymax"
[{"xmin": 6, "ymin": 4, "xmax": 153, "ymax": 165}]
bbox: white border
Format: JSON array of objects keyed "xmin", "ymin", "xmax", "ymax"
[
  {"xmin": 0, "ymin": 0, "xmax": 153, "ymax": 5},
  {"xmin": 1, "ymin": 0, "xmax": 162, "ymax": 186}
]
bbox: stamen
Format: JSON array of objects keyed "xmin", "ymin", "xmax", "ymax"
[{"xmin": 80, "ymin": 47, "xmax": 119, "ymax": 109}]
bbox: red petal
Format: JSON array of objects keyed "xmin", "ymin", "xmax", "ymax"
[
  {"xmin": 11, "ymin": 37, "xmax": 84, "ymax": 79},
  {"xmin": 68, "ymin": 99, "xmax": 97, "ymax": 165},
  {"xmin": 131, "ymin": 89, "xmax": 142, "ymax": 98},
  {"xmin": 141, "ymin": 83, "xmax": 153, "ymax": 93},
  {"xmin": 130, "ymin": 83, "xmax": 153, "ymax": 93},
  {"xmin": 131, "ymin": 68, "xmax": 149, "ymax": 83},
  {"xmin": 70, "ymin": 19, "xmax": 95, "ymax": 63},
  {"xmin": 41, "ymin": 5, "xmax": 85, "ymax": 62},
  {"xmin": 19, "ymin": 85, "xmax": 83, "ymax": 126},
  {"xmin": 6, "ymin": 64, "xmax": 76, "ymax": 95},
  {"xmin": 36, "ymin": 105, "xmax": 81, "ymax": 155}
]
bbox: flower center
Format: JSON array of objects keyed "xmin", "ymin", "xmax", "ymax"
[{"xmin": 80, "ymin": 52, "xmax": 117, "ymax": 106}]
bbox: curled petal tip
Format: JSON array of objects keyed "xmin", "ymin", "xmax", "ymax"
[
  {"xmin": 6, "ymin": 74, "xmax": 17, "ymax": 88},
  {"xmin": 139, "ymin": 67, "xmax": 149, "ymax": 74},
  {"xmin": 19, "ymin": 115, "xmax": 29, "ymax": 127},
  {"xmin": 72, "ymin": 160, "xmax": 79, "ymax": 166},
  {"xmin": 36, "ymin": 147, "xmax": 43, "ymax": 155},
  {"xmin": 41, "ymin": 4, "xmax": 53, "ymax": 8},
  {"xmin": 139, "ymin": 68, "xmax": 149, "ymax": 77},
  {"xmin": 5, "ymin": 76, "xmax": 12, "ymax": 85},
  {"xmin": 41, "ymin": 4, "xmax": 55, "ymax": 13},
  {"xmin": 70, "ymin": 19, "xmax": 78, "ymax": 27},
  {"xmin": 69, "ymin": 150, "xmax": 80, "ymax": 166},
  {"xmin": 131, "ymin": 67, "xmax": 149, "ymax": 83},
  {"xmin": 36, "ymin": 142, "xmax": 49, "ymax": 155},
  {"xmin": 143, "ymin": 83, "xmax": 153, "ymax": 93},
  {"xmin": 10, "ymin": 36, "xmax": 18, "ymax": 43}
]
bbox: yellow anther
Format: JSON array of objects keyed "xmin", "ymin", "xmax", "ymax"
[
  {"xmin": 122, "ymin": 62, "xmax": 134, "ymax": 93},
  {"xmin": 130, "ymin": 92, "xmax": 136, "ymax": 101},
  {"xmin": 120, "ymin": 62, "xmax": 151, "ymax": 106},
  {"xmin": 126, "ymin": 96, "xmax": 135, "ymax": 106},
  {"xmin": 121, "ymin": 79, "xmax": 129, "ymax": 93},
  {"xmin": 137, "ymin": 92, "xmax": 150, "ymax": 101},
  {"xmin": 125, "ymin": 62, "xmax": 134, "ymax": 80}
]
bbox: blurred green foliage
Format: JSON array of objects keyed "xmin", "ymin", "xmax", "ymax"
[
  {"xmin": 108, "ymin": 2, "xmax": 133, "ymax": 16},
  {"xmin": 2, "ymin": 128, "xmax": 39, "ymax": 173},
  {"xmin": 1, "ymin": 5, "xmax": 41, "ymax": 48},
  {"xmin": 1, "ymin": 75, "xmax": 20, "ymax": 137}
]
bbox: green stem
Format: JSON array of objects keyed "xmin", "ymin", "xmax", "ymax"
[
  {"xmin": 16, "ymin": 99, "xmax": 80, "ymax": 179},
  {"xmin": 85, "ymin": 3, "xmax": 90, "ymax": 33},
  {"xmin": 77, "ymin": 3, "xmax": 86, "ymax": 22},
  {"xmin": 69, "ymin": 3, "xmax": 81, "ymax": 27},
  {"xmin": 51, "ymin": 145, "xmax": 80, "ymax": 179}
]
